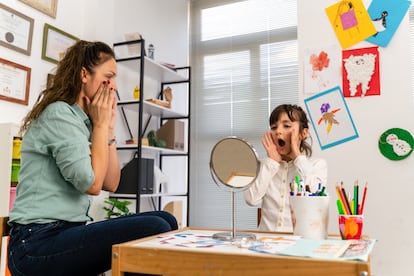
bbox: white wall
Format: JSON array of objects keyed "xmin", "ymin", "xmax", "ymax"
[{"xmin": 299, "ymin": 1, "xmax": 412, "ymax": 275}]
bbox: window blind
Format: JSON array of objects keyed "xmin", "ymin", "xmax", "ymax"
[{"xmin": 190, "ymin": 0, "xmax": 298, "ymax": 229}]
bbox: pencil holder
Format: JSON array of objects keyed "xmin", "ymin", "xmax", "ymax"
[
  {"xmin": 290, "ymin": 196, "xmax": 329, "ymax": 240},
  {"xmin": 338, "ymin": 214, "xmax": 363, "ymax": 240}
]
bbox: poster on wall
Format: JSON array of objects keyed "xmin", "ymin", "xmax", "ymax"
[
  {"xmin": 304, "ymin": 86, "xmax": 359, "ymax": 150},
  {"xmin": 325, "ymin": 0, "xmax": 377, "ymax": 49},
  {"xmin": 342, "ymin": 46, "xmax": 380, "ymax": 98},
  {"xmin": 365, "ymin": 0, "xmax": 411, "ymax": 47},
  {"xmin": 303, "ymin": 44, "xmax": 341, "ymax": 94}
]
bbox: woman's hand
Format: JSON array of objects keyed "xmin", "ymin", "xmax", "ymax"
[
  {"xmin": 262, "ymin": 131, "xmax": 282, "ymax": 162},
  {"xmin": 108, "ymin": 91, "xmax": 117, "ymax": 133},
  {"xmin": 85, "ymin": 81, "xmax": 115, "ymax": 130}
]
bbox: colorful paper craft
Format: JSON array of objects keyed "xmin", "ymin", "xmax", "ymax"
[
  {"xmin": 325, "ymin": 0, "xmax": 377, "ymax": 49},
  {"xmin": 365, "ymin": 0, "xmax": 411, "ymax": 47},
  {"xmin": 342, "ymin": 46, "xmax": 380, "ymax": 97},
  {"xmin": 304, "ymin": 86, "xmax": 359, "ymax": 150},
  {"xmin": 303, "ymin": 45, "xmax": 342, "ymax": 94},
  {"xmin": 378, "ymin": 128, "xmax": 414, "ymax": 160}
]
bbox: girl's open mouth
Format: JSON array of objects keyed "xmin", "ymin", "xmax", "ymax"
[{"xmin": 278, "ymin": 139, "xmax": 285, "ymax": 147}]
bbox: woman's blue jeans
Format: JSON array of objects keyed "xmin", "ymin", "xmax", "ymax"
[{"xmin": 8, "ymin": 211, "xmax": 178, "ymax": 276}]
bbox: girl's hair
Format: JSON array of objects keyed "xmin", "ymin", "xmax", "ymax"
[
  {"xmin": 20, "ymin": 40, "xmax": 115, "ymax": 134},
  {"xmin": 269, "ymin": 104, "xmax": 312, "ymax": 157}
]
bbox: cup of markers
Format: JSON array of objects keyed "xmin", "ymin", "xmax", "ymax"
[
  {"xmin": 336, "ymin": 181, "xmax": 367, "ymax": 240},
  {"xmin": 290, "ymin": 176, "xmax": 329, "ymax": 240}
]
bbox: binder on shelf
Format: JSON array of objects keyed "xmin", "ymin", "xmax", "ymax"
[{"xmin": 115, "ymin": 157, "xmax": 154, "ymax": 194}]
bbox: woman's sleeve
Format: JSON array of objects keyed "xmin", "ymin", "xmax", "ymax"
[
  {"xmin": 244, "ymin": 158, "xmax": 279, "ymax": 206},
  {"xmin": 294, "ymin": 155, "xmax": 328, "ymax": 193},
  {"xmin": 45, "ymin": 106, "xmax": 95, "ymax": 192}
]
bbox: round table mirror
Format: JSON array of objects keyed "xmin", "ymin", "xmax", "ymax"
[{"xmin": 210, "ymin": 137, "xmax": 260, "ymax": 241}]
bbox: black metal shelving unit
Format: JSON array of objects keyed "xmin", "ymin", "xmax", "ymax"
[{"xmin": 111, "ymin": 39, "xmax": 191, "ymax": 224}]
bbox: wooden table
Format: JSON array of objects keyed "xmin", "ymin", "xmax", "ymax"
[{"xmin": 112, "ymin": 227, "xmax": 371, "ymax": 276}]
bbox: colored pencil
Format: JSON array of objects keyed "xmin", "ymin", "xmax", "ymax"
[
  {"xmin": 354, "ymin": 181, "xmax": 359, "ymax": 215},
  {"xmin": 341, "ymin": 184, "xmax": 352, "ymax": 215},
  {"xmin": 337, "ymin": 183, "xmax": 351, "ymax": 215},
  {"xmin": 335, "ymin": 185, "xmax": 346, "ymax": 214},
  {"xmin": 359, "ymin": 182, "xmax": 368, "ymax": 215}
]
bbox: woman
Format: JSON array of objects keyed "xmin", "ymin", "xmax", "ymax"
[
  {"xmin": 8, "ymin": 40, "xmax": 177, "ymax": 276},
  {"xmin": 244, "ymin": 104, "xmax": 327, "ymax": 232}
]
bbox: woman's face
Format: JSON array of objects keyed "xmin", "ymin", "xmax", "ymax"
[
  {"xmin": 270, "ymin": 112, "xmax": 301, "ymax": 156},
  {"xmin": 81, "ymin": 57, "xmax": 118, "ymax": 101}
]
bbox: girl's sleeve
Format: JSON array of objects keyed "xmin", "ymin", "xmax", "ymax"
[
  {"xmin": 294, "ymin": 155, "xmax": 328, "ymax": 193},
  {"xmin": 244, "ymin": 157, "xmax": 280, "ymax": 206}
]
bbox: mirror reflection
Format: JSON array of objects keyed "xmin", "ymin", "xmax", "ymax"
[{"xmin": 210, "ymin": 137, "xmax": 260, "ymax": 190}]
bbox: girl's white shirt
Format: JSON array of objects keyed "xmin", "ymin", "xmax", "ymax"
[{"xmin": 244, "ymin": 155, "xmax": 328, "ymax": 232}]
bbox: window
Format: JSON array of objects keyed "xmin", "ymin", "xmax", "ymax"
[{"xmin": 190, "ymin": 0, "xmax": 298, "ymax": 229}]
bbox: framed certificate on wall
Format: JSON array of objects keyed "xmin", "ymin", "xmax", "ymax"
[
  {"xmin": 41, "ymin": 23, "xmax": 79, "ymax": 64},
  {"xmin": 0, "ymin": 58, "xmax": 31, "ymax": 106},
  {"xmin": 0, "ymin": 3, "xmax": 34, "ymax": 56}
]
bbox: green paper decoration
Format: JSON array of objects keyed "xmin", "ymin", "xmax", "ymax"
[{"xmin": 378, "ymin": 128, "xmax": 414, "ymax": 161}]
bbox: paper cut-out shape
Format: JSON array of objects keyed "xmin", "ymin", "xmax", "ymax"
[
  {"xmin": 378, "ymin": 128, "xmax": 414, "ymax": 160},
  {"xmin": 365, "ymin": 0, "xmax": 411, "ymax": 47},
  {"xmin": 325, "ymin": 0, "xmax": 377, "ymax": 49},
  {"xmin": 342, "ymin": 47, "xmax": 380, "ymax": 98},
  {"xmin": 340, "ymin": 10, "xmax": 358, "ymax": 30}
]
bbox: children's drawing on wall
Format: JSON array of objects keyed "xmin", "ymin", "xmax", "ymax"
[
  {"xmin": 365, "ymin": 0, "xmax": 411, "ymax": 47},
  {"xmin": 378, "ymin": 128, "xmax": 414, "ymax": 161},
  {"xmin": 325, "ymin": 0, "xmax": 377, "ymax": 49},
  {"xmin": 304, "ymin": 86, "xmax": 359, "ymax": 150},
  {"xmin": 317, "ymin": 103, "xmax": 340, "ymax": 134},
  {"xmin": 342, "ymin": 46, "xmax": 380, "ymax": 98},
  {"xmin": 303, "ymin": 45, "xmax": 341, "ymax": 94}
]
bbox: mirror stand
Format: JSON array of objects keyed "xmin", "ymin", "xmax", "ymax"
[{"xmin": 212, "ymin": 191, "xmax": 256, "ymax": 241}]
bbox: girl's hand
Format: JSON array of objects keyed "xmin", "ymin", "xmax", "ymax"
[
  {"xmin": 262, "ymin": 131, "xmax": 282, "ymax": 162},
  {"xmin": 288, "ymin": 126, "xmax": 302, "ymax": 160}
]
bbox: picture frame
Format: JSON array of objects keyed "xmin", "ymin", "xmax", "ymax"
[
  {"xmin": 0, "ymin": 57, "xmax": 31, "ymax": 106},
  {"xmin": 304, "ymin": 86, "xmax": 359, "ymax": 150},
  {"xmin": 18, "ymin": 0, "xmax": 58, "ymax": 18},
  {"xmin": 42, "ymin": 23, "xmax": 79, "ymax": 64},
  {"xmin": 0, "ymin": 3, "xmax": 34, "ymax": 56}
]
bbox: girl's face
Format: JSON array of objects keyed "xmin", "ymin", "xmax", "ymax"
[
  {"xmin": 81, "ymin": 57, "xmax": 118, "ymax": 101},
  {"xmin": 270, "ymin": 112, "xmax": 301, "ymax": 156}
]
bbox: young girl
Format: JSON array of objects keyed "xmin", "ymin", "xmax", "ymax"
[{"xmin": 244, "ymin": 104, "xmax": 327, "ymax": 232}]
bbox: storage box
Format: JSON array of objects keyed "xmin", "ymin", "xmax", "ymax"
[
  {"xmin": 115, "ymin": 158, "xmax": 154, "ymax": 194},
  {"xmin": 156, "ymin": 120, "xmax": 185, "ymax": 151}
]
